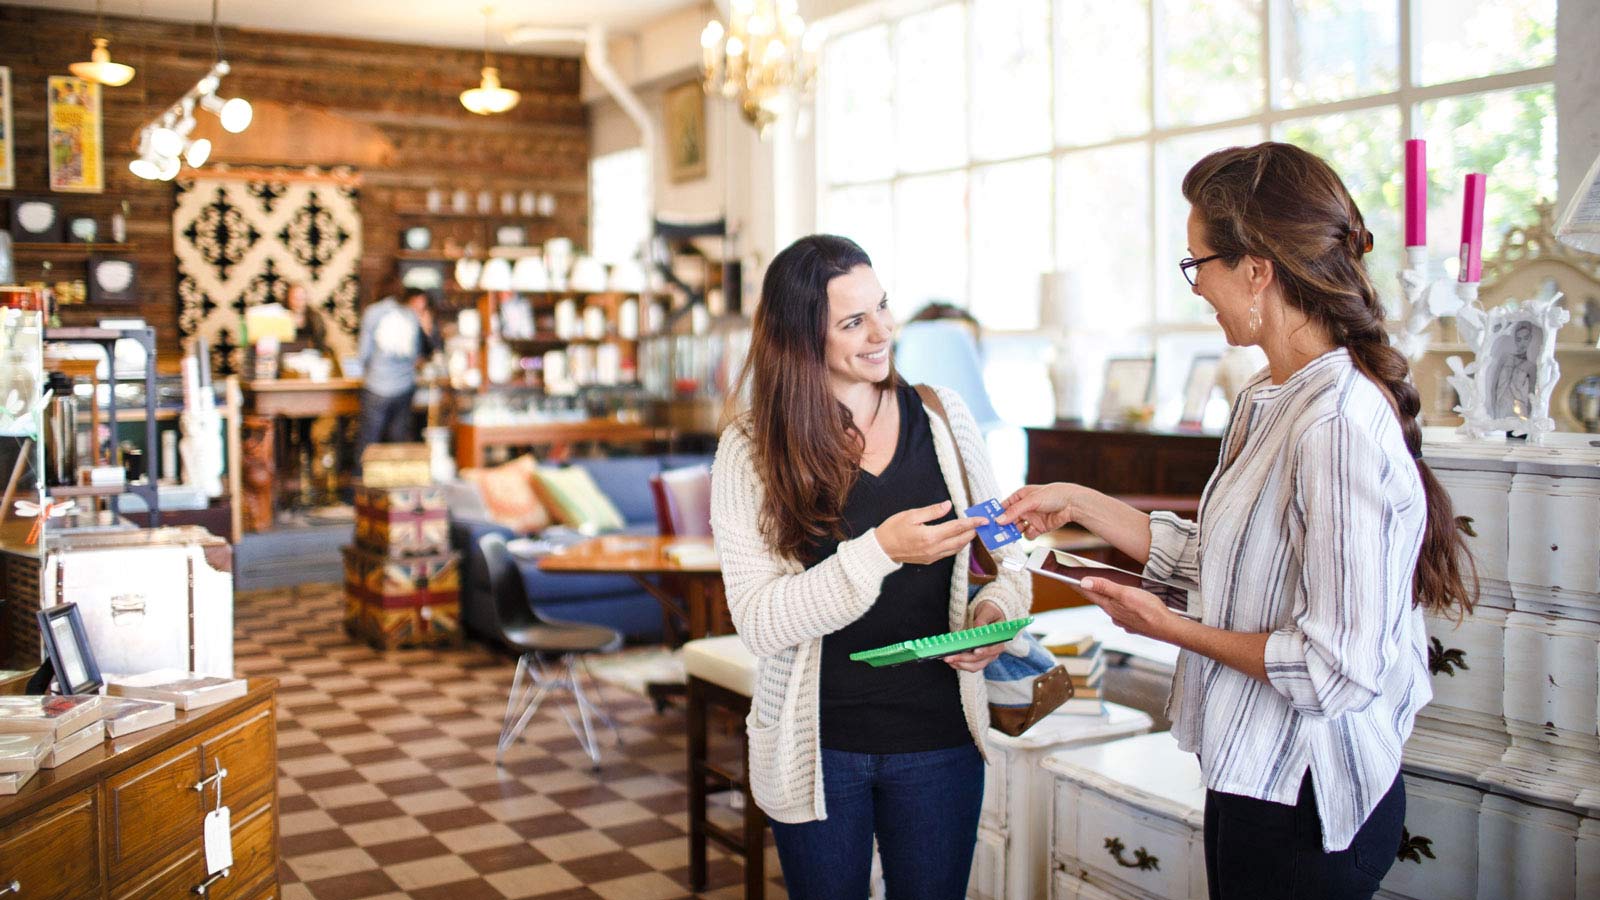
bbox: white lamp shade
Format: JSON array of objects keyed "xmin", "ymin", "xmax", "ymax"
[
  {"xmin": 607, "ymin": 259, "xmax": 647, "ymax": 293},
  {"xmin": 460, "ymin": 67, "xmax": 520, "ymax": 115},
  {"xmin": 184, "ymin": 138, "xmax": 212, "ymax": 168},
  {"xmin": 129, "ymin": 157, "xmax": 160, "ymax": 180},
  {"xmin": 479, "ymin": 257, "xmax": 513, "ymax": 292},
  {"xmin": 511, "ymin": 256, "xmax": 550, "ymax": 292},
  {"xmin": 1038, "ymin": 270, "xmax": 1085, "ymax": 331},
  {"xmin": 569, "ymin": 256, "xmax": 607, "ymax": 293},
  {"xmin": 453, "ymin": 258, "xmax": 482, "ymax": 291}
]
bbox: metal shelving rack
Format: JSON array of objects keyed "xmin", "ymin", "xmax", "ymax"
[{"xmin": 43, "ymin": 326, "xmax": 160, "ymax": 525}]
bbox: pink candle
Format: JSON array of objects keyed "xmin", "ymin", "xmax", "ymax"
[
  {"xmin": 1458, "ymin": 173, "xmax": 1487, "ymax": 283},
  {"xmin": 1405, "ymin": 139, "xmax": 1426, "ymax": 247}
]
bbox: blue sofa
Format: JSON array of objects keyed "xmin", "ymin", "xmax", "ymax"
[{"xmin": 450, "ymin": 453, "xmax": 715, "ymax": 646}]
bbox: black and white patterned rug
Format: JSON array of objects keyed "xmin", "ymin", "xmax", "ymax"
[{"xmin": 175, "ymin": 166, "xmax": 362, "ymax": 375}]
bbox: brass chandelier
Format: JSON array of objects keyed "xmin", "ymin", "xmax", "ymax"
[{"xmin": 700, "ymin": 0, "xmax": 821, "ymax": 138}]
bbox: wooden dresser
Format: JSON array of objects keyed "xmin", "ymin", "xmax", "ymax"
[
  {"xmin": 0, "ymin": 678, "xmax": 279, "ymax": 900},
  {"xmin": 1024, "ymin": 424, "xmax": 1222, "ymax": 496}
]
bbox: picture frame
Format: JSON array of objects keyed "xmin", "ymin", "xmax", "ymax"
[
  {"xmin": 67, "ymin": 215, "xmax": 98, "ymax": 243},
  {"xmin": 0, "ymin": 67, "xmax": 14, "ymax": 190},
  {"xmin": 400, "ymin": 225, "xmax": 432, "ymax": 251},
  {"xmin": 8, "ymin": 196, "xmax": 64, "ymax": 243},
  {"xmin": 396, "ymin": 258, "xmax": 447, "ymax": 293},
  {"xmin": 664, "ymin": 80, "xmax": 707, "ymax": 184},
  {"xmin": 47, "ymin": 75, "xmax": 104, "ymax": 194},
  {"xmin": 1098, "ymin": 356, "xmax": 1155, "ymax": 426},
  {"xmin": 1445, "ymin": 293, "xmax": 1571, "ymax": 440},
  {"xmin": 38, "ymin": 602, "xmax": 103, "ymax": 694},
  {"xmin": 1178, "ymin": 354, "xmax": 1221, "ymax": 428},
  {"xmin": 87, "ymin": 254, "xmax": 138, "ymax": 303},
  {"xmin": 494, "ymin": 224, "xmax": 527, "ymax": 247}
]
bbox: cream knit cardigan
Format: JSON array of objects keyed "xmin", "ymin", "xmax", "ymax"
[{"xmin": 709, "ymin": 385, "xmax": 1033, "ymax": 824}]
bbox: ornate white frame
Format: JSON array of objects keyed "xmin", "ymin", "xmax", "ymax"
[{"xmin": 1446, "ymin": 293, "xmax": 1570, "ymax": 440}]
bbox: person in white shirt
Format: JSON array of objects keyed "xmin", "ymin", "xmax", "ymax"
[{"xmin": 999, "ymin": 142, "xmax": 1476, "ymax": 900}]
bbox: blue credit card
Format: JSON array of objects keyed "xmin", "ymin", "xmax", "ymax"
[{"xmin": 966, "ymin": 498, "xmax": 1021, "ymax": 551}]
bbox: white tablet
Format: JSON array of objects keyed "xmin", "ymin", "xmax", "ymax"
[{"xmin": 1019, "ymin": 547, "xmax": 1199, "ymax": 619}]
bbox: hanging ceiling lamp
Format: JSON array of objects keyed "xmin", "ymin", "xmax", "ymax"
[
  {"xmin": 460, "ymin": 7, "xmax": 520, "ymax": 115},
  {"xmin": 69, "ymin": 1, "xmax": 137, "ymax": 87}
]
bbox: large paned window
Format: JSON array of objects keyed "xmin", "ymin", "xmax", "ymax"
[{"xmin": 816, "ymin": 0, "xmax": 1557, "ymax": 423}]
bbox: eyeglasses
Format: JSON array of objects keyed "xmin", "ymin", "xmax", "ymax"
[{"xmin": 1178, "ymin": 253, "xmax": 1230, "ymax": 287}]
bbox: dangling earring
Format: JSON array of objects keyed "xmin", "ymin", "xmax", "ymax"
[{"xmin": 1247, "ymin": 297, "xmax": 1263, "ymax": 336}]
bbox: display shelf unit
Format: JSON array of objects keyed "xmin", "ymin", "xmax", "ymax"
[{"xmin": 42, "ymin": 326, "xmax": 159, "ymax": 524}]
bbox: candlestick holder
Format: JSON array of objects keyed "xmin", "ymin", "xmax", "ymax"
[{"xmin": 1394, "ymin": 247, "xmax": 1465, "ymax": 359}]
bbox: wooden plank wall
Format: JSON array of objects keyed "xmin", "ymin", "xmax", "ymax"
[{"xmin": 0, "ymin": 4, "xmax": 589, "ymax": 371}]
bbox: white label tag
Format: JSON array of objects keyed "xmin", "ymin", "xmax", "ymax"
[{"xmin": 204, "ymin": 806, "xmax": 233, "ymax": 875}]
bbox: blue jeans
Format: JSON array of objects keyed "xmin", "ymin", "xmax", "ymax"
[{"xmin": 768, "ymin": 743, "xmax": 984, "ymax": 900}]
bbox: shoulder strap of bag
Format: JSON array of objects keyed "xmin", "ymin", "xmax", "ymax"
[
  {"xmin": 914, "ymin": 384, "xmax": 997, "ymax": 583},
  {"xmin": 914, "ymin": 384, "xmax": 974, "ymax": 503}
]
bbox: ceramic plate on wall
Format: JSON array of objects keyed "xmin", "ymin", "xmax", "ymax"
[{"xmin": 87, "ymin": 255, "xmax": 138, "ymax": 303}]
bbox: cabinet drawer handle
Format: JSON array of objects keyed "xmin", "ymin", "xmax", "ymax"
[
  {"xmin": 193, "ymin": 867, "xmax": 230, "ymax": 896},
  {"xmin": 1396, "ymin": 827, "xmax": 1436, "ymax": 864},
  {"xmin": 1427, "ymin": 637, "xmax": 1469, "ymax": 676},
  {"xmin": 194, "ymin": 763, "xmax": 228, "ymax": 793},
  {"xmin": 1104, "ymin": 836, "xmax": 1160, "ymax": 871},
  {"xmin": 0, "ymin": 880, "xmax": 20, "ymax": 896}
]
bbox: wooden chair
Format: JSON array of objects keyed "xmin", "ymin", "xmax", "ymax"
[{"xmin": 683, "ymin": 634, "xmax": 766, "ymax": 899}]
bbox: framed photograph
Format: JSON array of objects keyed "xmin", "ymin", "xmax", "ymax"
[
  {"xmin": 1444, "ymin": 293, "xmax": 1571, "ymax": 440},
  {"xmin": 38, "ymin": 603, "xmax": 103, "ymax": 694},
  {"xmin": 0, "ymin": 67, "xmax": 14, "ymax": 190},
  {"xmin": 397, "ymin": 258, "xmax": 447, "ymax": 293},
  {"xmin": 400, "ymin": 225, "xmax": 432, "ymax": 251},
  {"xmin": 47, "ymin": 76, "xmax": 104, "ymax": 194},
  {"xmin": 9, "ymin": 196, "xmax": 63, "ymax": 243},
  {"xmin": 494, "ymin": 224, "xmax": 526, "ymax": 247},
  {"xmin": 67, "ymin": 216, "xmax": 98, "ymax": 243},
  {"xmin": 1178, "ymin": 354, "xmax": 1221, "ymax": 428},
  {"xmin": 1098, "ymin": 356, "xmax": 1155, "ymax": 425},
  {"xmin": 87, "ymin": 255, "xmax": 138, "ymax": 303},
  {"xmin": 664, "ymin": 80, "xmax": 707, "ymax": 184}
]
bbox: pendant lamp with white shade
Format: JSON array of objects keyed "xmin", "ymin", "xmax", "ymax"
[{"xmin": 461, "ymin": 7, "xmax": 519, "ymax": 116}]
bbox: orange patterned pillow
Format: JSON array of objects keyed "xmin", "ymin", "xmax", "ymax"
[{"xmin": 460, "ymin": 455, "xmax": 550, "ymax": 534}]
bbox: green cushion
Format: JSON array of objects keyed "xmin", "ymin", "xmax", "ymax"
[{"xmin": 534, "ymin": 465, "xmax": 626, "ymax": 533}]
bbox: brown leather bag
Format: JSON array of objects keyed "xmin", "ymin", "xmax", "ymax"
[{"xmin": 914, "ymin": 384, "xmax": 997, "ymax": 585}]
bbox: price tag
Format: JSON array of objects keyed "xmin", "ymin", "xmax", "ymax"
[{"xmin": 204, "ymin": 806, "xmax": 233, "ymax": 875}]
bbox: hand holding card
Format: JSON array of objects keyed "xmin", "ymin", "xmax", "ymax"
[{"xmin": 966, "ymin": 498, "xmax": 1022, "ymax": 551}]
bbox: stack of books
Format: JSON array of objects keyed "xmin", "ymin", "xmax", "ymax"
[
  {"xmin": 97, "ymin": 697, "xmax": 177, "ymax": 737},
  {"xmin": 0, "ymin": 695, "xmax": 105, "ymax": 791},
  {"xmin": 106, "ymin": 670, "xmax": 246, "ymax": 711},
  {"xmin": 1044, "ymin": 633, "xmax": 1107, "ymax": 715}
]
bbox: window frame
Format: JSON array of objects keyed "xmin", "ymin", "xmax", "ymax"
[{"xmin": 815, "ymin": 0, "xmax": 1556, "ymax": 341}]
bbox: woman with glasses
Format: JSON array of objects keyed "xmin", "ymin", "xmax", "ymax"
[
  {"xmin": 998, "ymin": 142, "xmax": 1476, "ymax": 900},
  {"xmin": 709, "ymin": 234, "xmax": 1032, "ymax": 899}
]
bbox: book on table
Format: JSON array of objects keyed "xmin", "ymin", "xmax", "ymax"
[
  {"xmin": 42, "ymin": 719, "xmax": 105, "ymax": 769},
  {"xmin": 0, "ymin": 768, "xmax": 37, "ymax": 795},
  {"xmin": 1040, "ymin": 632, "xmax": 1096, "ymax": 656},
  {"xmin": 97, "ymin": 697, "xmax": 177, "ymax": 737},
  {"xmin": 0, "ymin": 732, "xmax": 50, "ymax": 774},
  {"xmin": 0, "ymin": 694, "xmax": 104, "ymax": 740},
  {"xmin": 105, "ymin": 670, "xmax": 246, "ymax": 710}
]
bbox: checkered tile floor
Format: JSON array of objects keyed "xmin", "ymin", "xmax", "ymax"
[{"xmin": 234, "ymin": 584, "xmax": 787, "ymax": 899}]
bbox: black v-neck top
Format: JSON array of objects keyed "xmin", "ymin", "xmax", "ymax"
[{"xmin": 807, "ymin": 382, "xmax": 970, "ymax": 753}]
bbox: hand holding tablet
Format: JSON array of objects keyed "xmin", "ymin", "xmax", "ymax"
[{"xmin": 1013, "ymin": 547, "xmax": 1198, "ymax": 619}]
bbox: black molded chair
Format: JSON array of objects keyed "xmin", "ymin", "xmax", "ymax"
[{"xmin": 480, "ymin": 532, "xmax": 624, "ymax": 767}]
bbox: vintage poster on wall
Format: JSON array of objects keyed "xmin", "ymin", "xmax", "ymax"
[
  {"xmin": 47, "ymin": 75, "xmax": 104, "ymax": 193},
  {"xmin": 0, "ymin": 68, "xmax": 14, "ymax": 190}
]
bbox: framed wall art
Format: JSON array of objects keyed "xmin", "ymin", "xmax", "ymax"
[
  {"xmin": 1097, "ymin": 356, "xmax": 1155, "ymax": 426},
  {"xmin": 87, "ymin": 255, "xmax": 138, "ymax": 304},
  {"xmin": 8, "ymin": 196, "xmax": 63, "ymax": 243},
  {"xmin": 664, "ymin": 80, "xmax": 707, "ymax": 184},
  {"xmin": 47, "ymin": 76, "xmax": 104, "ymax": 193},
  {"xmin": 0, "ymin": 67, "xmax": 14, "ymax": 190}
]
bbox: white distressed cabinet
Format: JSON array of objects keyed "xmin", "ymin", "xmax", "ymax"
[{"xmin": 968, "ymin": 703, "xmax": 1153, "ymax": 900}]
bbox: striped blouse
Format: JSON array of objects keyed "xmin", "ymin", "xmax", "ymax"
[{"xmin": 1144, "ymin": 348, "xmax": 1431, "ymax": 852}]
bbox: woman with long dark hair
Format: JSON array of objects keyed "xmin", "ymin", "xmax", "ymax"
[
  {"xmin": 709, "ymin": 234, "xmax": 1031, "ymax": 899},
  {"xmin": 1000, "ymin": 143, "xmax": 1475, "ymax": 900}
]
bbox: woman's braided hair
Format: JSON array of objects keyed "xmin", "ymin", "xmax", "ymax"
[{"xmin": 1183, "ymin": 142, "xmax": 1476, "ymax": 616}]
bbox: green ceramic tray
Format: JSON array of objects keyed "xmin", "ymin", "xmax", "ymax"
[{"xmin": 849, "ymin": 616, "xmax": 1035, "ymax": 668}]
